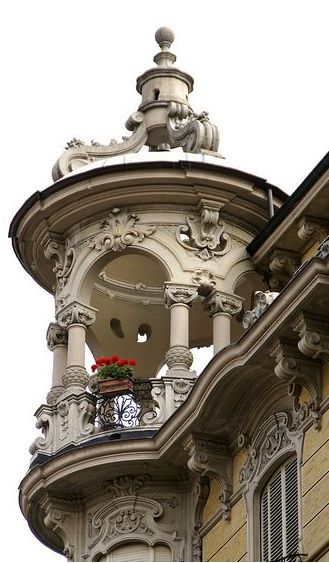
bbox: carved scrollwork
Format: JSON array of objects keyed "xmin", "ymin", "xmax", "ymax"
[
  {"xmin": 191, "ymin": 268, "xmax": 216, "ymax": 296},
  {"xmin": 176, "ymin": 204, "xmax": 231, "ymax": 261},
  {"xmin": 242, "ymin": 290, "xmax": 279, "ymax": 329},
  {"xmin": 57, "ymin": 302, "xmax": 97, "ymax": 328},
  {"xmin": 293, "ymin": 313, "xmax": 329, "ymax": 362},
  {"xmin": 288, "ymin": 383, "xmax": 321, "ymax": 431},
  {"xmin": 164, "ymin": 283, "xmax": 198, "ymax": 307},
  {"xmin": 46, "ymin": 323, "xmax": 68, "ymax": 350},
  {"xmin": 44, "ymin": 236, "xmax": 75, "ymax": 291},
  {"xmin": 203, "ymin": 289, "xmax": 243, "ymax": 318},
  {"xmin": 268, "ymin": 250, "xmax": 300, "ymax": 291},
  {"xmin": 88, "ymin": 208, "xmax": 156, "ymax": 253},
  {"xmin": 103, "ymin": 475, "xmax": 149, "ymax": 498},
  {"xmin": 297, "ymin": 216, "xmax": 328, "ymax": 243},
  {"xmin": 172, "ymin": 378, "xmax": 193, "ymax": 409},
  {"xmin": 167, "ymin": 102, "xmax": 219, "ymax": 153}
]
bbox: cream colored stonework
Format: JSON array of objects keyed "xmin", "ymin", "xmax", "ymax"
[
  {"xmin": 302, "ymin": 241, "xmax": 321, "ymax": 262},
  {"xmin": 203, "ymin": 499, "xmax": 246, "ymax": 562},
  {"xmin": 322, "ymin": 362, "xmax": 329, "ymax": 398},
  {"xmin": 232, "ymin": 448, "xmax": 246, "ymax": 494},
  {"xmin": 303, "ymin": 408, "xmax": 329, "ymax": 463},
  {"xmin": 203, "ymin": 478, "xmax": 221, "ymax": 524}
]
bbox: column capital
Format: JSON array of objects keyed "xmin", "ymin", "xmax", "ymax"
[
  {"xmin": 57, "ymin": 301, "xmax": 97, "ymax": 328},
  {"xmin": 203, "ymin": 290, "xmax": 243, "ymax": 318},
  {"xmin": 46, "ymin": 322, "xmax": 68, "ymax": 351},
  {"xmin": 164, "ymin": 282, "xmax": 198, "ymax": 308}
]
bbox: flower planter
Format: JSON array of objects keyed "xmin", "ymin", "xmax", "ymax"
[{"xmin": 98, "ymin": 378, "xmax": 134, "ymax": 397}]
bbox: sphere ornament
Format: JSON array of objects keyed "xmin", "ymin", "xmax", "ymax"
[{"xmin": 155, "ymin": 26, "xmax": 175, "ymax": 50}]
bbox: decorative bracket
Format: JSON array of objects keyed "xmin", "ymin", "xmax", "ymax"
[
  {"xmin": 44, "ymin": 233, "xmax": 75, "ymax": 291},
  {"xmin": 176, "ymin": 200, "xmax": 231, "ymax": 261},
  {"xmin": 184, "ymin": 434, "xmax": 232, "ymax": 521},
  {"xmin": 268, "ymin": 249, "xmax": 300, "ymax": 291},
  {"xmin": 297, "ymin": 216, "xmax": 328, "ymax": 244},
  {"xmin": 293, "ymin": 313, "xmax": 329, "ymax": 362},
  {"xmin": 271, "ymin": 338, "xmax": 322, "ymax": 429}
]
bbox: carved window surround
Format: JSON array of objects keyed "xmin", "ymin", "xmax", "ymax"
[{"xmin": 240, "ymin": 412, "xmax": 303, "ymax": 562}]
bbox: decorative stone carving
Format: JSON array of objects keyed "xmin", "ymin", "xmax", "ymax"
[
  {"xmin": 297, "ymin": 216, "xmax": 328, "ymax": 242},
  {"xmin": 58, "ymin": 400, "xmax": 69, "ymax": 440},
  {"xmin": 46, "ymin": 323, "xmax": 68, "ymax": 350},
  {"xmin": 293, "ymin": 313, "xmax": 329, "ymax": 362},
  {"xmin": 42, "ymin": 498, "xmax": 77, "ymax": 562},
  {"xmin": 191, "ymin": 477, "xmax": 210, "ymax": 562},
  {"xmin": 176, "ymin": 201, "xmax": 231, "ymax": 261},
  {"xmin": 239, "ymin": 412, "xmax": 293, "ymax": 485},
  {"xmin": 62, "ymin": 366, "xmax": 89, "ymax": 391},
  {"xmin": 88, "ymin": 208, "xmax": 156, "ymax": 253},
  {"xmin": 288, "ymin": 382, "xmax": 321, "ymax": 431},
  {"xmin": 191, "ymin": 268, "xmax": 216, "ymax": 296},
  {"xmin": 44, "ymin": 235, "xmax": 75, "ymax": 290},
  {"xmin": 203, "ymin": 289, "xmax": 243, "ymax": 318},
  {"xmin": 268, "ymin": 250, "xmax": 300, "ymax": 290},
  {"xmin": 242, "ymin": 290, "xmax": 279, "ymax": 329},
  {"xmin": 165, "ymin": 345, "xmax": 193, "ymax": 370},
  {"xmin": 52, "ymin": 112, "xmax": 148, "ymax": 180},
  {"xmin": 172, "ymin": 378, "xmax": 194, "ymax": 409},
  {"xmin": 316, "ymin": 235, "xmax": 329, "ymax": 259},
  {"xmin": 57, "ymin": 302, "xmax": 97, "ymax": 328},
  {"xmin": 167, "ymin": 102, "xmax": 219, "ymax": 154},
  {"xmin": 271, "ymin": 339, "xmax": 322, "ymax": 429},
  {"xmin": 46, "ymin": 385, "xmax": 65, "ymax": 406},
  {"xmin": 29, "ymin": 407, "xmax": 54, "ymax": 455},
  {"xmin": 103, "ymin": 475, "xmax": 149, "ymax": 499},
  {"xmin": 164, "ymin": 283, "xmax": 198, "ymax": 307},
  {"xmin": 184, "ymin": 435, "xmax": 232, "ymax": 521}
]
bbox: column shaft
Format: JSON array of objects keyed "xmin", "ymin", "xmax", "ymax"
[
  {"xmin": 52, "ymin": 345, "xmax": 67, "ymax": 387},
  {"xmin": 213, "ymin": 312, "xmax": 231, "ymax": 354},
  {"xmin": 170, "ymin": 303, "xmax": 189, "ymax": 348},
  {"xmin": 67, "ymin": 324, "xmax": 86, "ymax": 367}
]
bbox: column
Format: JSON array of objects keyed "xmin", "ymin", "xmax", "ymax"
[
  {"xmin": 46, "ymin": 323, "xmax": 68, "ymax": 405},
  {"xmin": 57, "ymin": 301, "xmax": 97, "ymax": 392},
  {"xmin": 164, "ymin": 283, "xmax": 198, "ymax": 375},
  {"xmin": 203, "ymin": 290, "xmax": 242, "ymax": 355}
]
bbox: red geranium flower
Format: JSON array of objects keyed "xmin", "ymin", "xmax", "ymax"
[
  {"xmin": 128, "ymin": 359, "xmax": 136, "ymax": 366},
  {"xmin": 91, "ymin": 364, "xmax": 98, "ymax": 372}
]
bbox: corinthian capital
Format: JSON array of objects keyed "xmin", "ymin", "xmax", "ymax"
[
  {"xmin": 164, "ymin": 283, "xmax": 198, "ymax": 308},
  {"xmin": 46, "ymin": 323, "xmax": 68, "ymax": 350},
  {"xmin": 57, "ymin": 301, "xmax": 97, "ymax": 328},
  {"xmin": 203, "ymin": 290, "xmax": 243, "ymax": 318}
]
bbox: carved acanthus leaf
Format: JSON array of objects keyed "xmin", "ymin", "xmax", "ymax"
[
  {"xmin": 57, "ymin": 302, "xmax": 97, "ymax": 328},
  {"xmin": 44, "ymin": 236, "xmax": 75, "ymax": 291},
  {"xmin": 191, "ymin": 268, "xmax": 216, "ymax": 296},
  {"xmin": 164, "ymin": 283, "xmax": 198, "ymax": 307},
  {"xmin": 102, "ymin": 475, "xmax": 149, "ymax": 498},
  {"xmin": 203, "ymin": 290, "xmax": 243, "ymax": 318},
  {"xmin": 176, "ymin": 203, "xmax": 231, "ymax": 261},
  {"xmin": 89, "ymin": 208, "xmax": 156, "ymax": 253},
  {"xmin": 46, "ymin": 323, "xmax": 68, "ymax": 350}
]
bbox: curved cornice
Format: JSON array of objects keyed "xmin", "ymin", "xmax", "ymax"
[{"xmin": 19, "ymin": 256, "xmax": 329, "ymax": 512}]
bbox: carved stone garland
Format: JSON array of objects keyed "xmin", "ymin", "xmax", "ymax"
[{"xmin": 88, "ymin": 208, "xmax": 156, "ymax": 253}]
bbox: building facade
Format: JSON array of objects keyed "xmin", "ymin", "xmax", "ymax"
[{"xmin": 10, "ymin": 28, "xmax": 329, "ymax": 562}]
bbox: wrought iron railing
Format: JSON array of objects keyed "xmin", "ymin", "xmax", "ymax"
[{"xmin": 95, "ymin": 381, "xmax": 159, "ymax": 430}]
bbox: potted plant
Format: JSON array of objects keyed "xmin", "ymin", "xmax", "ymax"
[{"xmin": 90, "ymin": 356, "xmax": 137, "ymax": 397}]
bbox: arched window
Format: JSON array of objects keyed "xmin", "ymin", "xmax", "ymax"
[
  {"xmin": 98, "ymin": 542, "xmax": 172, "ymax": 562},
  {"xmin": 261, "ymin": 457, "xmax": 299, "ymax": 561}
]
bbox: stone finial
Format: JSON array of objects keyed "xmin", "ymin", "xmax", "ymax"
[{"xmin": 154, "ymin": 26, "xmax": 176, "ymax": 67}]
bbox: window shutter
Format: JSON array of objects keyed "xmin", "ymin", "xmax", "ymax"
[
  {"xmin": 261, "ymin": 457, "xmax": 299, "ymax": 561},
  {"xmin": 100, "ymin": 542, "xmax": 172, "ymax": 562}
]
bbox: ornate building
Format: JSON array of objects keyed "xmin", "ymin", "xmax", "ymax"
[{"xmin": 10, "ymin": 27, "xmax": 329, "ymax": 562}]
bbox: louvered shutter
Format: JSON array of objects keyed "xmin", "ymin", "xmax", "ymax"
[
  {"xmin": 100, "ymin": 542, "xmax": 172, "ymax": 562},
  {"xmin": 261, "ymin": 457, "xmax": 299, "ymax": 561}
]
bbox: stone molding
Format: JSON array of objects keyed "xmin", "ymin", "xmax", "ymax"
[
  {"xmin": 203, "ymin": 289, "xmax": 243, "ymax": 318},
  {"xmin": 164, "ymin": 283, "xmax": 198, "ymax": 307},
  {"xmin": 242, "ymin": 290, "xmax": 279, "ymax": 329},
  {"xmin": 57, "ymin": 301, "xmax": 97, "ymax": 328},
  {"xmin": 176, "ymin": 200, "xmax": 231, "ymax": 261},
  {"xmin": 46, "ymin": 322, "xmax": 68, "ymax": 350},
  {"xmin": 88, "ymin": 208, "xmax": 156, "ymax": 253}
]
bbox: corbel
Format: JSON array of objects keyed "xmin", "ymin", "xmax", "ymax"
[
  {"xmin": 268, "ymin": 249, "xmax": 300, "ymax": 291},
  {"xmin": 297, "ymin": 216, "xmax": 328, "ymax": 246},
  {"xmin": 294, "ymin": 313, "xmax": 329, "ymax": 362},
  {"xmin": 41, "ymin": 494, "xmax": 80, "ymax": 561},
  {"xmin": 271, "ymin": 338, "xmax": 322, "ymax": 429},
  {"xmin": 184, "ymin": 434, "xmax": 232, "ymax": 521}
]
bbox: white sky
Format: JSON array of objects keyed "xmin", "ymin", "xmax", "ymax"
[{"xmin": 2, "ymin": 1, "xmax": 329, "ymax": 561}]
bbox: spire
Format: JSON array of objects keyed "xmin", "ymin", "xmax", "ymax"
[{"xmin": 52, "ymin": 28, "xmax": 221, "ymax": 181}]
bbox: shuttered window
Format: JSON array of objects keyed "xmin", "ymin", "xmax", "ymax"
[
  {"xmin": 261, "ymin": 457, "xmax": 299, "ymax": 561},
  {"xmin": 99, "ymin": 542, "xmax": 172, "ymax": 562}
]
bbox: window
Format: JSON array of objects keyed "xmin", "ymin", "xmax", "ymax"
[
  {"xmin": 99, "ymin": 542, "xmax": 172, "ymax": 562},
  {"xmin": 261, "ymin": 457, "xmax": 299, "ymax": 561}
]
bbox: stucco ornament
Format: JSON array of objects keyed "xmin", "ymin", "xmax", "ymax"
[
  {"xmin": 44, "ymin": 236, "xmax": 75, "ymax": 290},
  {"xmin": 167, "ymin": 102, "xmax": 219, "ymax": 153},
  {"xmin": 177, "ymin": 206, "xmax": 231, "ymax": 260},
  {"xmin": 57, "ymin": 302, "xmax": 97, "ymax": 328},
  {"xmin": 89, "ymin": 208, "xmax": 156, "ymax": 253}
]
